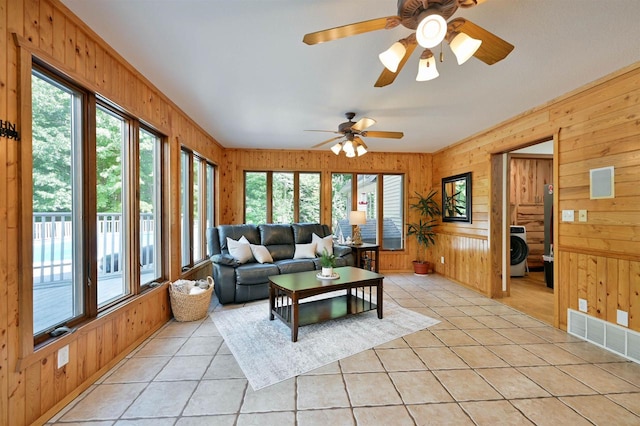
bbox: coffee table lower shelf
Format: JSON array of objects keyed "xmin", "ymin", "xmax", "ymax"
[{"xmin": 272, "ymin": 294, "xmax": 377, "ymax": 328}]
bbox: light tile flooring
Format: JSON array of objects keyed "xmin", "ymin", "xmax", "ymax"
[{"xmin": 48, "ymin": 273, "xmax": 640, "ymax": 425}]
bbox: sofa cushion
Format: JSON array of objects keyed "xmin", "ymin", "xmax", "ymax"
[
  {"xmin": 275, "ymin": 259, "xmax": 316, "ymax": 274},
  {"xmin": 292, "ymin": 223, "xmax": 329, "ymax": 244},
  {"xmin": 294, "ymin": 242, "xmax": 316, "ymax": 259},
  {"xmin": 259, "ymin": 224, "xmax": 294, "ymax": 245},
  {"xmin": 250, "ymin": 244, "xmax": 273, "ymax": 264},
  {"xmin": 235, "ymin": 263, "xmax": 280, "ymax": 285},
  {"xmin": 227, "ymin": 236, "xmax": 254, "ymax": 264},
  {"xmin": 312, "ymin": 232, "xmax": 333, "ymax": 256},
  {"xmin": 218, "ymin": 224, "xmax": 261, "ymax": 252}
]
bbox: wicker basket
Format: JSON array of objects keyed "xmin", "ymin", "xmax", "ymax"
[{"xmin": 169, "ymin": 276, "xmax": 214, "ymax": 322}]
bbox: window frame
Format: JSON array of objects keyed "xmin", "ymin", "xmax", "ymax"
[
  {"xmin": 180, "ymin": 147, "xmax": 217, "ymax": 270},
  {"xmin": 331, "ymin": 172, "xmax": 405, "ymax": 251},
  {"xmin": 243, "ymin": 170, "xmax": 322, "ymax": 224},
  {"xmin": 27, "ymin": 59, "xmax": 168, "ymax": 347}
]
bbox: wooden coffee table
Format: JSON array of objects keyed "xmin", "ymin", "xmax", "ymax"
[{"xmin": 268, "ymin": 266, "xmax": 384, "ymax": 342}]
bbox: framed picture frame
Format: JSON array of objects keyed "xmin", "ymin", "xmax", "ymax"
[{"xmin": 442, "ymin": 172, "xmax": 472, "ymax": 223}]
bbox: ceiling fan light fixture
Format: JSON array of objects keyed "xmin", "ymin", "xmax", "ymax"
[
  {"xmin": 449, "ymin": 32, "xmax": 482, "ymax": 65},
  {"xmin": 356, "ymin": 144, "xmax": 367, "ymax": 156},
  {"xmin": 379, "ymin": 41, "xmax": 406, "ymax": 72},
  {"xmin": 330, "ymin": 142, "xmax": 343, "ymax": 155},
  {"xmin": 416, "ymin": 56, "xmax": 439, "ymax": 81},
  {"xmin": 415, "ymin": 13, "xmax": 447, "ymax": 48},
  {"xmin": 343, "ymin": 140, "xmax": 355, "ymax": 156}
]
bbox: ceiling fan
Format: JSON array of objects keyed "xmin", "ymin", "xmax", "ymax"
[
  {"xmin": 307, "ymin": 112, "xmax": 403, "ymax": 157},
  {"xmin": 303, "ymin": 0, "xmax": 514, "ymax": 87}
]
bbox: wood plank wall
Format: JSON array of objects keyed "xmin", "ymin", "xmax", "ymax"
[
  {"xmin": 431, "ymin": 63, "xmax": 640, "ymax": 331},
  {"xmin": 220, "ymin": 149, "xmax": 434, "ymax": 273},
  {"xmin": 1, "ymin": 1, "xmax": 225, "ymax": 424}
]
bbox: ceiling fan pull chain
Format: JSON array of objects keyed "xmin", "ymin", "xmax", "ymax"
[{"xmin": 440, "ymin": 43, "xmax": 444, "ymax": 62}]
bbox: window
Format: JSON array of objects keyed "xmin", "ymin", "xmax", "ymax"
[
  {"xmin": 31, "ymin": 66, "xmax": 166, "ymax": 340},
  {"xmin": 181, "ymin": 149, "xmax": 216, "ymax": 268},
  {"xmin": 331, "ymin": 173, "xmax": 404, "ymax": 249},
  {"xmin": 244, "ymin": 171, "xmax": 321, "ymax": 224},
  {"xmin": 32, "ymin": 69, "xmax": 84, "ymax": 336},
  {"xmin": 139, "ymin": 128, "xmax": 162, "ymax": 285}
]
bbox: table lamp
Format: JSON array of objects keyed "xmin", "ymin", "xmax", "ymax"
[{"xmin": 349, "ymin": 211, "xmax": 366, "ymax": 245}]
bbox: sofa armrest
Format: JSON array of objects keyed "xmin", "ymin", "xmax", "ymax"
[
  {"xmin": 333, "ymin": 245, "xmax": 352, "ymax": 257},
  {"xmin": 211, "ymin": 261, "xmax": 238, "ymax": 304},
  {"xmin": 211, "ymin": 253, "xmax": 239, "ymax": 266}
]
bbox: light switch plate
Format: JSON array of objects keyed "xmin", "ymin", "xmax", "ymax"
[
  {"xmin": 578, "ymin": 209, "xmax": 587, "ymax": 222},
  {"xmin": 578, "ymin": 298, "xmax": 587, "ymax": 313},
  {"xmin": 57, "ymin": 345, "xmax": 69, "ymax": 369},
  {"xmin": 562, "ymin": 210, "xmax": 575, "ymax": 222},
  {"xmin": 440, "ymin": 256, "xmax": 445, "ymax": 264},
  {"xmin": 617, "ymin": 310, "xmax": 629, "ymax": 327}
]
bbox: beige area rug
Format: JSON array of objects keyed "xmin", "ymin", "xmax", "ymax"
[{"xmin": 211, "ymin": 297, "xmax": 440, "ymax": 390}]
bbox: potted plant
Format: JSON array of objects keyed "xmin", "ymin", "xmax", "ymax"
[
  {"xmin": 319, "ymin": 248, "xmax": 337, "ymax": 277},
  {"xmin": 406, "ymin": 189, "xmax": 441, "ymax": 274}
]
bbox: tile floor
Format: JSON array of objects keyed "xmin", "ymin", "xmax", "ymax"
[{"xmin": 48, "ymin": 273, "xmax": 640, "ymax": 425}]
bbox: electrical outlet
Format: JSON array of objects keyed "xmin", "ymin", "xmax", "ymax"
[
  {"xmin": 57, "ymin": 345, "xmax": 69, "ymax": 369},
  {"xmin": 617, "ymin": 310, "xmax": 629, "ymax": 327},
  {"xmin": 440, "ymin": 256, "xmax": 445, "ymax": 264},
  {"xmin": 578, "ymin": 298, "xmax": 587, "ymax": 313},
  {"xmin": 578, "ymin": 209, "xmax": 587, "ymax": 222}
]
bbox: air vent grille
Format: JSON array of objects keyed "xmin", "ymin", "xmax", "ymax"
[{"xmin": 567, "ymin": 309, "xmax": 640, "ymax": 365}]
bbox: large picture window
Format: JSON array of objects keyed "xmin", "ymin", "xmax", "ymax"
[
  {"xmin": 332, "ymin": 173, "xmax": 404, "ymax": 250},
  {"xmin": 244, "ymin": 171, "xmax": 321, "ymax": 224},
  {"xmin": 31, "ymin": 66, "xmax": 166, "ymax": 341}
]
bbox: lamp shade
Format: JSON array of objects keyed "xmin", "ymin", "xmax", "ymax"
[
  {"xmin": 330, "ymin": 142, "xmax": 342, "ymax": 155},
  {"xmin": 379, "ymin": 41, "xmax": 406, "ymax": 72},
  {"xmin": 343, "ymin": 140, "xmax": 355, "ymax": 156},
  {"xmin": 450, "ymin": 32, "xmax": 482, "ymax": 65},
  {"xmin": 416, "ymin": 13, "xmax": 447, "ymax": 48},
  {"xmin": 356, "ymin": 144, "xmax": 367, "ymax": 156},
  {"xmin": 416, "ymin": 56, "xmax": 439, "ymax": 81},
  {"xmin": 349, "ymin": 210, "xmax": 366, "ymax": 225}
]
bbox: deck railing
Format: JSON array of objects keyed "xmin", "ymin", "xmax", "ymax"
[{"xmin": 33, "ymin": 212, "xmax": 156, "ymax": 285}]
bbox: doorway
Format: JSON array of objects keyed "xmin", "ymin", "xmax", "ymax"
[{"xmin": 491, "ymin": 140, "xmax": 556, "ymax": 325}]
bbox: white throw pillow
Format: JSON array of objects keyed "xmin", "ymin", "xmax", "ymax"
[
  {"xmin": 312, "ymin": 233, "xmax": 333, "ymax": 256},
  {"xmin": 227, "ymin": 236, "xmax": 253, "ymax": 264},
  {"xmin": 250, "ymin": 244, "xmax": 273, "ymax": 264},
  {"xmin": 293, "ymin": 242, "xmax": 317, "ymax": 259}
]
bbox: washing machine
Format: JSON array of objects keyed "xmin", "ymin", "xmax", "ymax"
[{"xmin": 510, "ymin": 226, "xmax": 529, "ymax": 277}]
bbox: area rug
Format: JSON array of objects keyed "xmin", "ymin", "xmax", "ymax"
[{"xmin": 211, "ymin": 298, "xmax": 440, "ymax": 390}]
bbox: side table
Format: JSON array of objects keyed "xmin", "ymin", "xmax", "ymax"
[{"xmin": 343, "ymin": 243, "xmax": 379, "ymax": 273}]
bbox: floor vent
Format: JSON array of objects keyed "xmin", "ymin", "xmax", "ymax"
[{"xmin": 567, "ymin": 309, "xmax": 640, "ymax": 364}]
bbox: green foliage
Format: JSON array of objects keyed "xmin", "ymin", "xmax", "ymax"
[
  {"xmin": 31, "ymin": 74, "xmax": 73, "ymax": 212},
  {"xmin": 319, "ymin": 248, "xmax": 336, "ymax": 268},
  {"xmin": 245, "ymin": 172, "xmax": 267, "ymax": 224},
  {"xmin": 406, "ymin": 190, "xmax": 441, "ymax": 262}
]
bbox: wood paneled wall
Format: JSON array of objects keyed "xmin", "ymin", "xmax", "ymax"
[
  {"xmin": 1, "ymin": 1, "xmax": 224, "ymax": 424},
  {"xmin": 220, "ymin": 149, "xmax": 434, "ymax": 273},
  {"xmin": 432, "ymin": 63, "xmax": 640, "ymax": 331}
]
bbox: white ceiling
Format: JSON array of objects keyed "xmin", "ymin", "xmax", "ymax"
[{"xmin": 61, "ymin": 0, "xmax": 640, "ymax": 154}]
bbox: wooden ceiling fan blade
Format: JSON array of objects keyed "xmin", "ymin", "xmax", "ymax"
[
  {"xmin": 374, "ymin": 38, "xmax": 417, "ymax": 87},
  {"xmin": 303, "ymin": 16, "xmax": 399, "ymax": 45},
  {"xmin": 311, "ymin": 136, "xmax": 343, "ymax": 149},
  {"xmin": 351, "ymin": 117, "xmax": 376, "ymax": 131},
  {"xmin": 363, "ymin": 131, "xmax": 404, "ymax": 139},
  {"xmin": 449, "ymin": 18, "xmax": 514, "ymax": 65}
]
